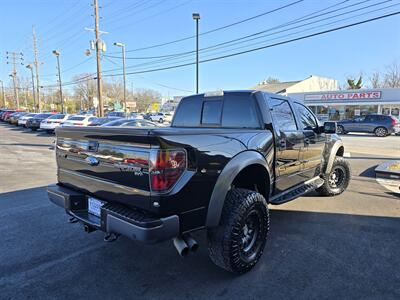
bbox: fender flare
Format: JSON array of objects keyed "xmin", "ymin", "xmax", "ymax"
[
  {"xmin": 324, "ymin": 140, "xmax": 344, "ymax": 174},
  {"xmin": 205, "ymin": 151, "xmax": 272, "ymax": 228}
]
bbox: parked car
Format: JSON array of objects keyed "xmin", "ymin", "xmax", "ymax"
[
  {"xmin": 106, "ymin": 111, "xmax": 125, "ymax": 118},
  {"xmin": 101, "ymin": 118, "xmax": 159, "ymax": 127},
  {"xmin": 87, "ymin": 117, "xmax": 121, "ymax": 126},
  {"xmin": 48, "ymin": 90, "xmax": 350, "ymax": 274},
  {"xmin": 148, "ymin": 112, "xmax": 167, "ymax": 123},
  {"xmin": 9, "ymin": 112, "xmax": 28, "ymax": 125},
  {"xmin": 129, "ymin": 112, "xmax": 144, "ymax": 119},
  {"xmin": 61, "ymin": 115, "xmax": 97, "ymax": 127},
  {"xmin": 40, "ymin": 113, "xmax": 71, "ymax": 133},
  {"xmin": 337, "ymin": 114, "xmax": 400, "ymax": 137},
  {"xmin": 1, "ymin": 110, "xmax": 16, "ymax": 121},
  {"xmin": 25, "ymin": 113, "xmax": 54, "ymax": 131},
  {"xmin": 18, "ymin": 113, "xmax": 38, "ymax": 127},
  {"xmin": 164, "ymin": 112, "xmax": 174, "ymax": 123}
]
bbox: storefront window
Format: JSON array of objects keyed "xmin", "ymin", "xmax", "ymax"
[{"xmin": 391, "ymin": 107, "xmax": 399, "ymax": 117}]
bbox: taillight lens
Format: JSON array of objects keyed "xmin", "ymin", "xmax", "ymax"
[
  {"xmin": 150, "ymin": 149, "xmax": 186, "ymax": 192},
  {"xmin": 391, "ymin": 117, "xmax": 398, "ymax": 126}
]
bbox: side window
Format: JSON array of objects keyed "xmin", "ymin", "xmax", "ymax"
[
  {"xmin": 268, "ymin": 98, "xmax": 297, "ymax": 131},
  {"xmin": 294, "ymin": 102, "xmax": 318, "ymax": 130},
  {"xmin": 221, "ymin": 95, "xmax": 260, "ymax": 128},
  {"xmin": 172, "ymin": 97, "xmax": 202, "ymax": 127},
  {"xmin": 201, "ymin": 100, "xmax": 222, "ymax": 124}
]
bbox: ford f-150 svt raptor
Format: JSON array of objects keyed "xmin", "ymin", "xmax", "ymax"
[{"xmin": 48, "ymin": 90, "xmax": 350, "ymax": 273}]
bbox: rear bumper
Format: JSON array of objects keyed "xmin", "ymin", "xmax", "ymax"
[
  {"xmin": 27, "ymin": 123, "xmax": 40, "ymax": 129},
  {"xmin": 40, "ymin": 123, "xmax": 57, "ymax": 130},
  {"xmin": 47, "ymin": 184, "xmax": 179, "ymax": 243}
]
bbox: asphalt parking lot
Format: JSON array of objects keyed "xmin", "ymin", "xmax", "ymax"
[{"xmin": 1, "ymin": 123, "xmax": 399, "ymax": 300}]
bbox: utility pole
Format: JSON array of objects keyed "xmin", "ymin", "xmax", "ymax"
[
  {"xmin": 0, "ymin": 80, "xmax": 5, "ymax": 108},
  {"xmin": 6, "ymin": 51, "xmax": 23, "ymax": 109},
  {"xmin": 192, "ymin": 13, "xmax": 200, "ymax": 94},
  {"xmin": 26, "ymin": 64, "xmax": 36, "ymax": 112},
  {"xmin": 52, "ymin": 50, "xmax": 64, "ymax": 113},
  {"xmin": 114, "ymin": 42, "xmax": 127, "ymax": 117},
  {"xmin": 94, "ymin": 0, "xmax": 104, "ymax": 117},
  {"xmin": 32, "ymin": 26, "xmax": 41, "ymax": 112}
]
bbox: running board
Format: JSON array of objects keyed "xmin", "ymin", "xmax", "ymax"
[{"xmin": 270, "ymin": 177, "xmax": 324, "ymax": 205}]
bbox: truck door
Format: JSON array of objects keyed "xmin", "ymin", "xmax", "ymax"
[
  {"xmin": 267, "ymin": 97, "xmax": 304, "ymax": 193},
  {"xmin": 293, "ymin": 102, "xmax": 325, "ymax": 180}
]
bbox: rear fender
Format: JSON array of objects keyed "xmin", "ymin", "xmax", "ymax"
[{"xmin": 205, "ymin": 151, "xmax": 272, "ymax": 228}]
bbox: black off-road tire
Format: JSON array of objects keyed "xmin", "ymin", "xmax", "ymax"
[
  {"xmin": 374, "ymin": 127, "xmax": 388, "ymax": 137},
  {"xmin": 317, "ymin": 157, "xmax": 351, "ymax": 196},
  {"xmin": 207, "ymin": 188, "xmax": 269, "ymax": 274}
]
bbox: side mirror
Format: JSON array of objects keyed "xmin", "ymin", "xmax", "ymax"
[{"xmin": 323, "ymin": 121, "xmax": 337, "ymax": 134}]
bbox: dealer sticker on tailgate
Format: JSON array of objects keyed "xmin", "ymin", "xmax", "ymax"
[{"xmin": 88, "ymin": 197, "xmax": 105, "ymax": 217}]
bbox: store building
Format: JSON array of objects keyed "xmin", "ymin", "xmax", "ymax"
[
  {"xmin": 252, "ymin": 75, "xmax": 338, "ymax": 95},
  {"xmin": 288, "ymin": 88, "xmax": 400, "ymax": 121}
]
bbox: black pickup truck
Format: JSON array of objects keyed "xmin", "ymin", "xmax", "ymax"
[{"xmin": 48, "ymin": 90, "xmax": 350, "ymax": 273}]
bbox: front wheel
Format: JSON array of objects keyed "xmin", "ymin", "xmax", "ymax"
[
  {"xmin": 374, "ymin": 127, "xmax": 388, "ymax": 137},
  {"xmin": 317, "ymin": 157, "xmax": 351, "ymax": 196},
  {"xmin": 158, "ymin": 118, "xmax": 163, "ymax": 123},
  {"xmin": 207, "ymin": 188, "xmax": 269, "ymax": 274}
]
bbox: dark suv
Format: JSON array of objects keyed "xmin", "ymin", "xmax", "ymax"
[{"xmin": 337, "ymin": 114, "xmax": 400, "ymax": 137}]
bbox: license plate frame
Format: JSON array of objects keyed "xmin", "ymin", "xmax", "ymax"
[{"xmin": 88, "ymin": 197, "xmax": 105, "ymax": 217}]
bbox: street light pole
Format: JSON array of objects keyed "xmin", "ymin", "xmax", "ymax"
[
  {"xmin": 0, "ymin": 80, "xmax": 5, "ymax": 108},
  {"xmin": 114, "ymin": 42, "xmax": 127, "ymax": 117},
  {"xmin": 26, "ymin": 64, "xmax": 36, "ymax": 112},
  {"xmin": 52, "ymin": 50, "xmax": 64, "ymax": 113},
  {"xmin": 192, "ymin": 13, "xmax": 200, "ymax": 94}
]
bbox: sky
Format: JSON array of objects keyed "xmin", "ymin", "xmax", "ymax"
[{"xmin": 0, "ymin": 0, "xmax": 400, "ymax": 98}]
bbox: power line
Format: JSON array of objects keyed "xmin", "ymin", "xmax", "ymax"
[
  {"xmin": 100, "ymin": 11, "xmax": 400, "ymax": 78},
  {"xmin": 103, "ymin": 56, "xmax": 193, "ymax": 93},
  {"xmin": 105, "ymin": 0, "xmax": 350, "ymax": 60},
  {"xmin": 149, "ymin": 1, "xmax": 400, "ymax": 72},
  {"xmin": 103, "ymin": 0, "xmax": 386, "ymax": 72},
  {"xmin": 111, "ymin": 0, "xmax": 305, "ymax": 53},
  {"xmin": 109, "ymin": 0, "xmax": 193, "ymax": 32},
  {"xmin": 105, "ymin": 0, "xmax": 164, "ymax": 27}
]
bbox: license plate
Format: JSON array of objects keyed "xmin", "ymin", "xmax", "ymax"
[{"xmin": 88, "ymin": 197, "xmax": 105, "ymax": 217}]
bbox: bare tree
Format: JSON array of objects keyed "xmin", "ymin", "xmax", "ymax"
[
  {"xmin": 383, "ymin": 61, "xmax": 400, "ymax": 88},
  {"xmin": 369, "ymin": 71, "xmax": 382, "ymax": 88},
  {"xmin": 134, "ymin": 88, "xmax": 162, "ymax": 112},
  {"xmin": 73, "ymin": 74, "xmax": 97, "ymax": 110}
]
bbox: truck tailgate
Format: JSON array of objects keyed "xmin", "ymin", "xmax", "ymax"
[{"xmin": 55, "ymin": 126, "xmax": 155, "ymax": 210}]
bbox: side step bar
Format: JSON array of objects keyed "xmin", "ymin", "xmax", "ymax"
[{"xmin": 270, "ymin": 177, "xmax": 324, "ymax": 205}]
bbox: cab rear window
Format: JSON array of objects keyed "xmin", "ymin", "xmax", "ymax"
[{"xmin": 172, "ymin": 93, "xmax": 260, "ymax": 128}]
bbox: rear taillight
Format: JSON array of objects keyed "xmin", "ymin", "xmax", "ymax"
[
  {"xmin": 54, "ymin": 120, "xmax": 61, "ymax": 123},
  {"xmin": 150, "ymin": 149, "xmax": 187, "ymax": 192},
  {"xmin": 75, "ymin": 122, "xmax": 84, "ymax": 126},
  {"xmin": 391, "ymin": 117, "xmax": 398, "ymax": 126}
]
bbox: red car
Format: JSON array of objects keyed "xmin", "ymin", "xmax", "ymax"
[{"xmin": 1, "ymin": 110, "xmax": 16, "ymax": 121}]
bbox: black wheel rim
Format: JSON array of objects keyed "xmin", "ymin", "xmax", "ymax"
[
  {"xmin": 328, "ymin": 166, "xmax": 346, "ymax": 188},
  {"xmin": 240, "ymin": 209, "xmax": 263, "ymax": 262}
]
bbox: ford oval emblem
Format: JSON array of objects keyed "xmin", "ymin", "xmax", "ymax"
[{"xmin": 85, "ymin": 156, "xmax": 99, "ymax": 166}]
